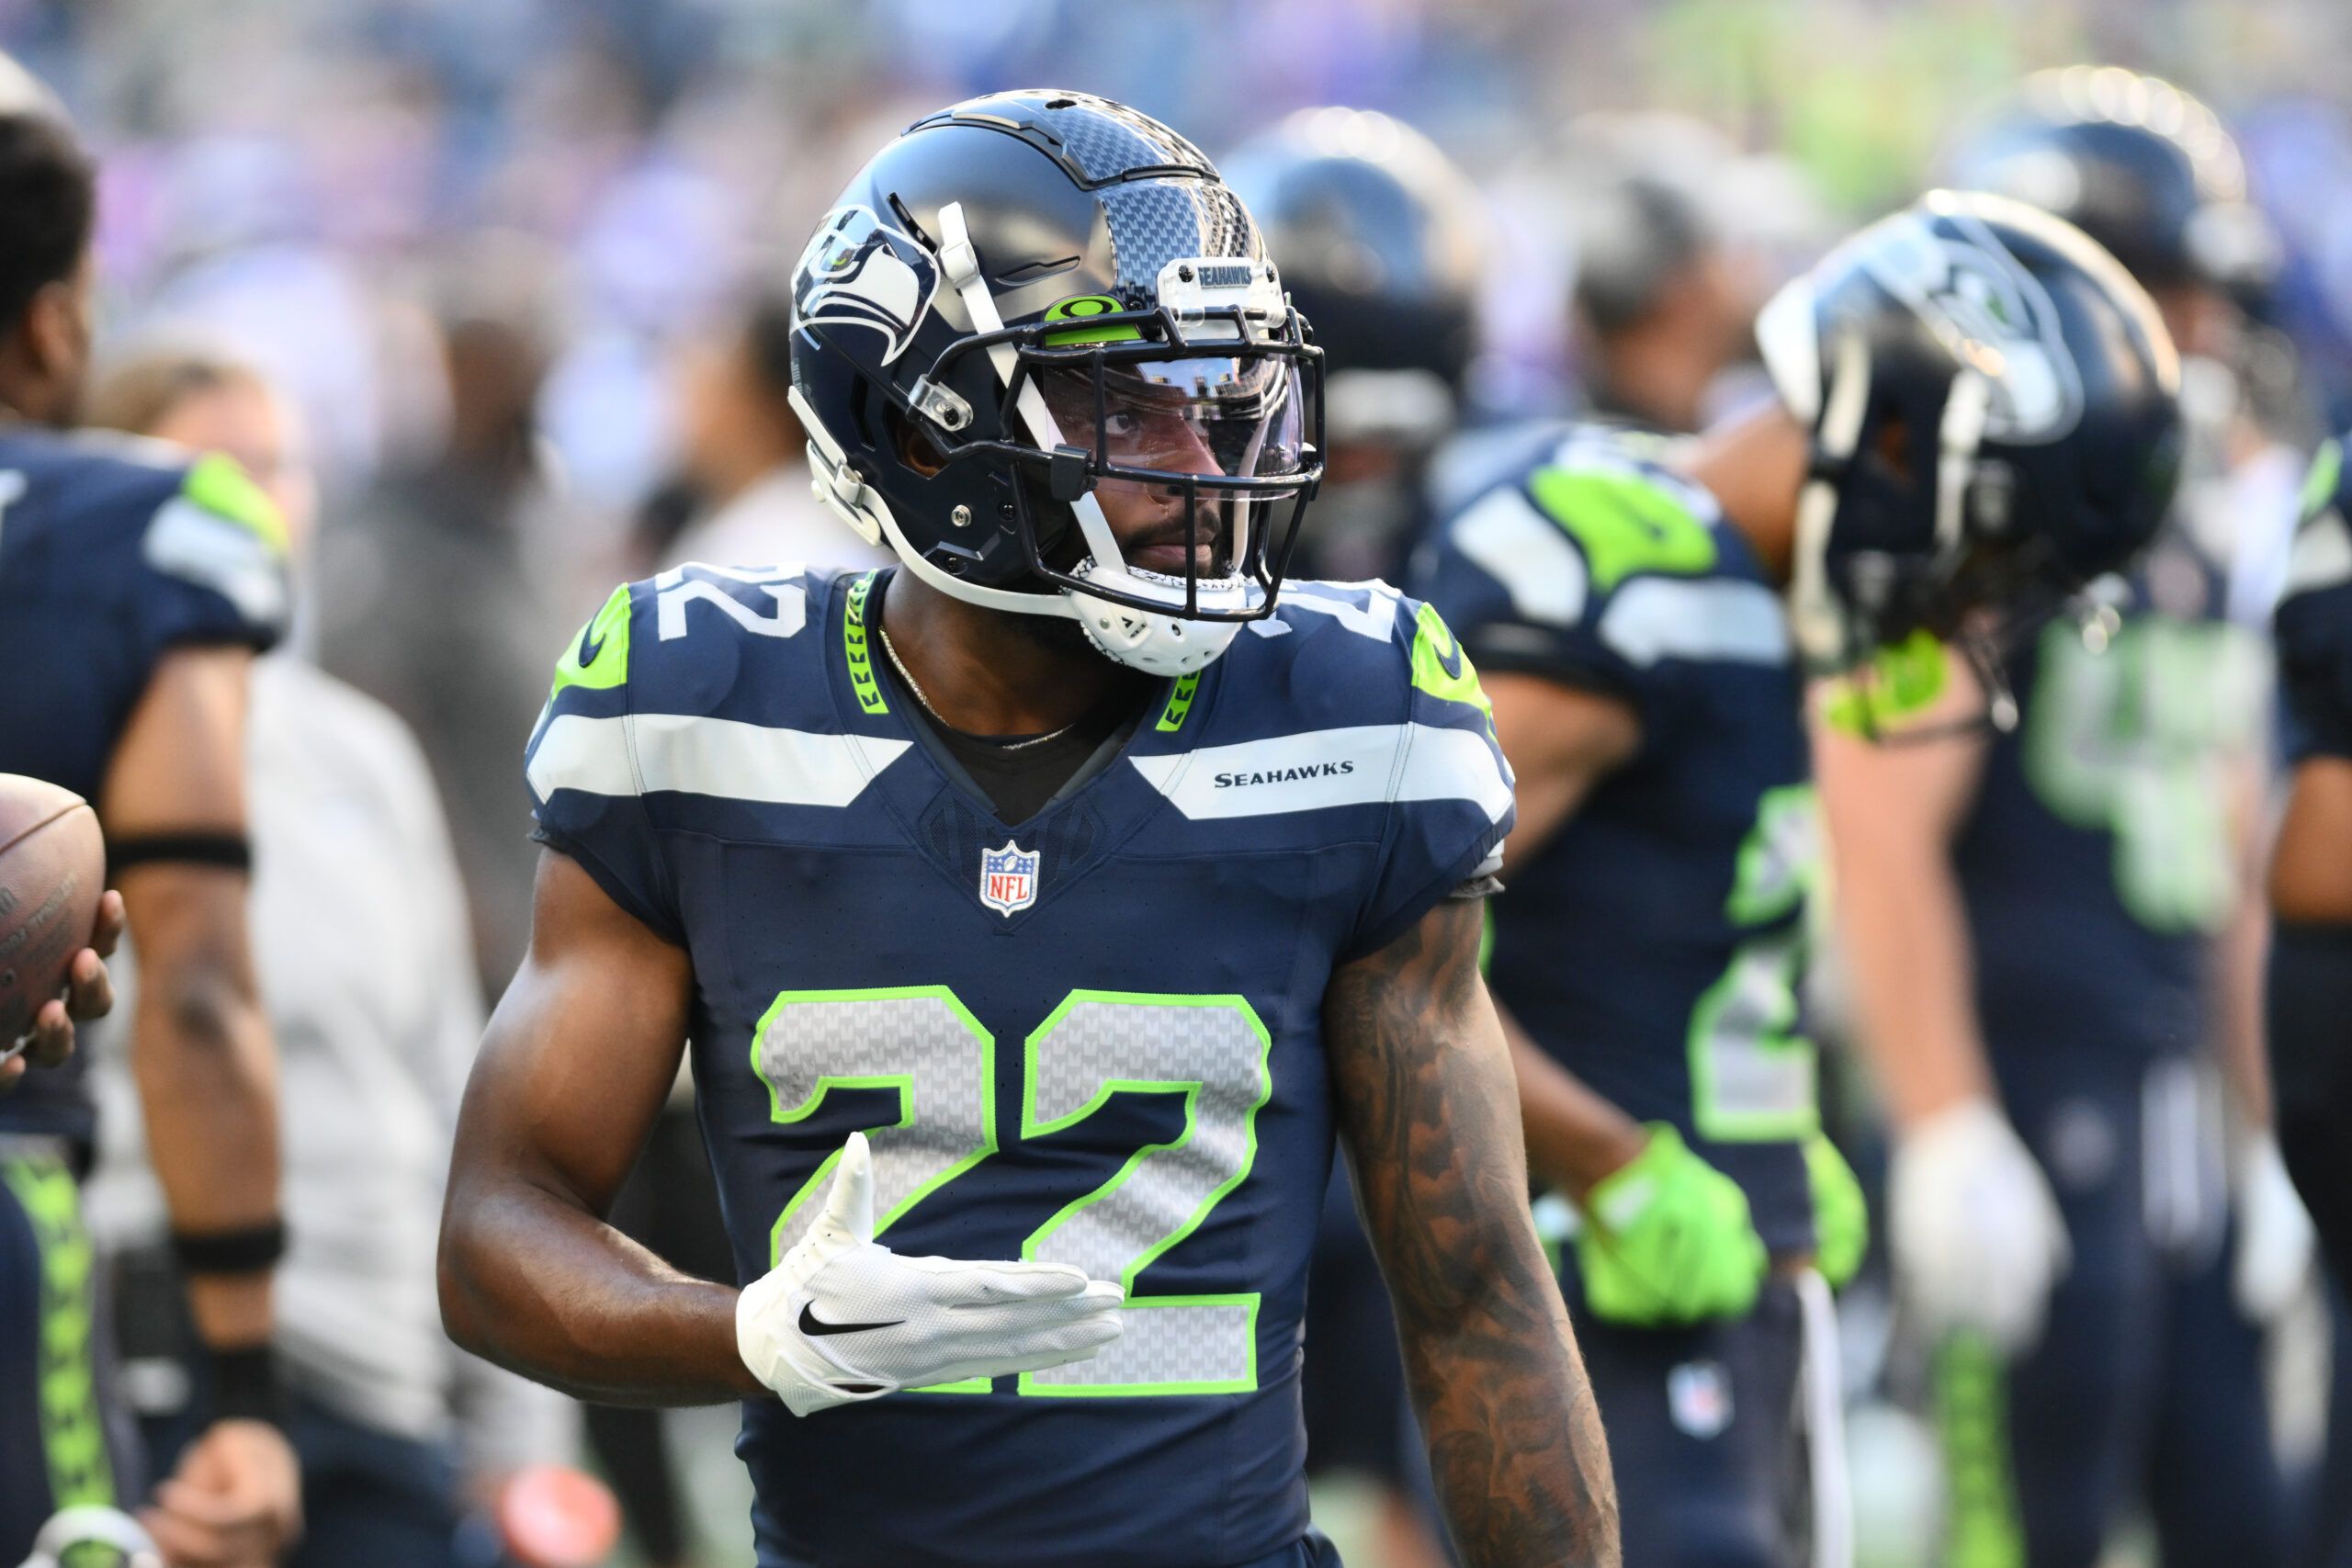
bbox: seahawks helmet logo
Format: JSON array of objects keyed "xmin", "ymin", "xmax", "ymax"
[
  {"xmin": 1860, "ymin": 213, "xmax": 2085, "ymax": 444},
  {"xmin": 794, "ymin": 206, "xmax": 940, "ymax": 367}
]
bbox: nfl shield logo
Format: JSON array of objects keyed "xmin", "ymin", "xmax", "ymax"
[{"xmin": 978, "ymin": 840, "xmax": 1041, "ymax": 918}]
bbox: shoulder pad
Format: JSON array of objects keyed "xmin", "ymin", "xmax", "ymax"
[{"xmin": 545, "ymin": 564, "xmax": 853, "ymax": 728}]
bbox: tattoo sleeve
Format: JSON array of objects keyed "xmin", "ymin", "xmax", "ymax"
[{"xmin": 1326, "ymin": 897, "xmax": 1621, "ymax": 1568}]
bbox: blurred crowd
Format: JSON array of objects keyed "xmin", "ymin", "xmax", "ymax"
[{"xmin": 13, "ymin": 0, "xmax": 2352, "ymax": 1563}]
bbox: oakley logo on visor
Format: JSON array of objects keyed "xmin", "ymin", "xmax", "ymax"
[{"xmin": 795, "ymin": 205, "xmax": 941, "ymax": 367}]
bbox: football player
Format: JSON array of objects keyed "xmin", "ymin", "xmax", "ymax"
[
  {"xmin": 1416, "ymin": 191, "xmax": 2182, "ymax": 1567},
  {"xmin": 438, "ymin": 91, "xmax": 1617, "ymax": 1568},
  {"xmin": 1822, "ymin": 71, "xmax": 2298, "ymax": 1568},
  {"xmin": 2272, "ymin": 434, "xmax": 2352, "ymax": 1292},
  {"xmin": 0, "ymin": 93, "xmax": 301, "ymax": 1568}
]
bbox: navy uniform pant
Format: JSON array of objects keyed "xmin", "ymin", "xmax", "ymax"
[
  {"xmin": 1563, "ymin": 1269, "xmax": 1807, "ymax": 1568},
  {"xmin": 1937, "ymin": 1050, "xmax": 2289, "ymax": 1568}
]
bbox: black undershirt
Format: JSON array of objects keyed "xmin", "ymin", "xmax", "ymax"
[{"xmin": 870, "ymin": 574, "xmax": 1151, "ymax": 825}]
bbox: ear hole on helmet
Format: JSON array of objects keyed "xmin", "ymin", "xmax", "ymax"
[
  {"xmin": 888, "ymin": 403, "xmax": 951, "ymax": 478},
  {"xmin": 1871, "ymin": 416, "xmax": 1913, "ymax": 482}
]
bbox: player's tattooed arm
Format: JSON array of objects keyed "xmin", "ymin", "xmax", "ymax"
[
  {"xmin": 439, "ymin": 850, "xmax": 763, "ymax": 1406},
  {"xmin": 1326, "ymin": 897, "xmax": 1621, "ymax": 1568}
]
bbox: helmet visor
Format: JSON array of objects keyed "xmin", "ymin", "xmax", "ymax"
[{"xmin": 1022, "ymin": 352, "xmax": 1316, "ymax": 596}]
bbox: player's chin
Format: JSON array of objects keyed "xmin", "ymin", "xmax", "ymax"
[{"xmin": 1127, "ymin": 543, "xmax": 1218, "ymax": 576}]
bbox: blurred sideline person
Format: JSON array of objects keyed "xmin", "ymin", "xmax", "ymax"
[
  {"xmin": 1224, "ymin": 106, "xmax": 1485, "ymax": 1568},
  {"xmin": 0, "ymin": 96, "xmax": 302, "ymax": 1566},
  {"xmin": 647, "ymin": 294, "xmax": 891, "ymax": 575},
  {"xmin": 1822, "ymin": 70, "xmax": 2306, "ymax": 1568},
  {"xmin": 1418, "ymin": 192, "xmax": 2182, "ymax": 1567},
  {"xmin": 440, "ymin": 90, "xmax": 1619, "ymax": 1568},
  {"xmin": 83, "ymin": 350, "xmax": 578, "ymax": 1568},
  {"xmin": 314, "ymin": 246, "xmax": 580, "ymax": 1003}
]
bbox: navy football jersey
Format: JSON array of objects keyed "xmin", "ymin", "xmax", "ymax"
[
  {"xmin": 525, "ymin": 564, "xmax": 1511, "ymax": 1568},
  {"xmin": 1413, "ymin": 425, "xmax": 1817, "ymax": 1255},
  {"xmin": 1955, "ymin": 536, "xmax": 2267, "ymax": 1061},
  {"xmin": 2278, "ymin": 436, "xmax": 2352, "ymax": 764},
  {"xmin": 0, "ymin": 428, "xmax": 290, "ymax": 1145}
]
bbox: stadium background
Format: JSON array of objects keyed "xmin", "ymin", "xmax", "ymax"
[{"xmin": 10, "ymin": 0, "xmax": 2352, "ymax": 1563}]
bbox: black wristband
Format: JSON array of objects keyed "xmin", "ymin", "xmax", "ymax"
[
  {"xmin": 107, "ymin": 831, "xmax": 253, "ymax": 879},
  {"xmin": 171, "ymin": 1220, "xmax": 287, "ymax": 1277},
  {"xmin": 209, "ymin": 1343, "xmax": 288, "ymax": 1428}
]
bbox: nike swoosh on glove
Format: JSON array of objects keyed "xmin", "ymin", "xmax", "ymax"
[
  {"xmin": 1576, "ymin": 1123, "xmax": 1769, "ymax": 1326},
  {"xmin": 737, "ymin": 1132, "xmax": 1125, "ymax": 1416},
  {"xmin": 1888, "ymin": 1097, "xmax": 2070, "ymax": 1354}
]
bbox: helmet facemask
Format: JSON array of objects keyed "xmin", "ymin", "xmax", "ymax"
[{"xmin": 898, "ymin": 204, "xmax": 1324, "ymax": 677}]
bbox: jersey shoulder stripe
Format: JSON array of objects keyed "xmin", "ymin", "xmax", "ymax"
[{"xmin": 529, "ymin": 563, "xmax": 864, "ymax": 808}]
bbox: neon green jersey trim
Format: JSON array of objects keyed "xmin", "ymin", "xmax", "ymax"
[
  {"xmin": 1156, "ymin": 671, "xmax": 1201, "ymax": 732},
  {"xmin": 844, "ymin": 570, "xmax": 888, "ymax": 716},
  {"xmin": 1526, "ymin": 463, "xmax": 1717, "ymax": 590},
  {"xmin": 1409, "ymin": 602, "xmax": 1495, "ymax": 724},
  {"xmin": 182, "ymin": 452, "xmax": 290, "ymax": 557},
  {"xmin": 550, "ymin": 583, "xmax": 632, "ymax": 701},
  {"xmin": 2, "ymin": 1154, "xmax": 114, "ymax": 1511},
  {"xmin": 1936, "ymin": 1331, "xmax": 2026, "ymax": 1568}
]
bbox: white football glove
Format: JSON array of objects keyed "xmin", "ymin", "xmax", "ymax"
[
  {"xmin": 737, "ymin": 1132, "xmax": 1125, "ymax": 1416},
  {"xmin": 2233, "ymin": 1133, "xmax": 2316, "ymax": 1324},
  {"xmin": 1888, "ymin": 1097, "xmax": 2071, "ymax": 1354}
]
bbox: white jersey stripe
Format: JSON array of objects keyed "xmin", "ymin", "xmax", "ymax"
[
  {"xmin": 1598, "ymin": 577, "xmax": 1792, "ymax": 668},
  {"xmin": 142, "ymin": 496, "xmax": 289, "ymax": 627},
  {"xmin": 529, "ymin": 712, "xmax": 910, "ymax": 807},
  {"xmin": 1129, "ymin": 723, "xmax": 1510, "ymax": 823},
  {"xmin": 1449, "ymin": 485, "xmax": 1588, "ymax": 627}
]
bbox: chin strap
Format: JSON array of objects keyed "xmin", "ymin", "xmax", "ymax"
[{"xmin": 1791, "ymin": 330, "xmax": 1873, "ymax": 671}]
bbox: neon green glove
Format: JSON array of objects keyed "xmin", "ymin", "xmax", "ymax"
[
  {"xmin": 1575, "ymin": 1124, "xmax": 1768, "ymax": 1325},
  {"xmin": 1804, "ymin": 1132, "xmax": 1868, "ymax": 1290}
]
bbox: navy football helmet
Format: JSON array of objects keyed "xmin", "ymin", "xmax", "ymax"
[
  {"xmin": 1221, "ymin": 107, "xmax": 1484, "ymax": 442},
  {"xmin": 1758, "ymin": 191, "xmax": 2183, "ymax": 708},
  {"xmin": 787, "ymin": 89, "xmax": 1324, "ymax": 677},
  {"xmin": 1943, "ymin": 67, "xmax": 2277, "ymax": 299}
]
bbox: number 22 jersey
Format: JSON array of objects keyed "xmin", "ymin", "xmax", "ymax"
[{"xmin": 525, "ymin": 565, "xmax": 1512, "ymax": 1568}]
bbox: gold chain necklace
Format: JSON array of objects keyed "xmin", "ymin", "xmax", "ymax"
[{"xmin": 875, "ymin": 625, "xmax": 1079, "ymax": 751}]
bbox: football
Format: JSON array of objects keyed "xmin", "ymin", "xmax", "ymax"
[{"xmin": 0, "ymin": 773, "xmax": 105, "ymax": 1046}]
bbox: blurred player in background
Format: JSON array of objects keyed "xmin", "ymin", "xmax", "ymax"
[
  {"xmin": 1224, "ymin": 107, "xmax": 1484, "ymax": 587},
  {"xmin": 2272, "ymin": 434, "xmax": 2352, "ymax": 1292},
  {"xmin": 0, "ymin": 86, "xmax": 301, "ymax": 1568},
  {"xmin": 2269, "ymin": 434, "xmax": 2352, "ymax": 1568},
  {"xmin": 1821, "ymin": 69, "xmax": 2306, "ymax": 1568},
  {"xmin": 440, "ymin": 90, "xmax": 1617, "ymax": 1568},
  {"xmin": 83, "ymin": 349, "xmax": 576, "ymax": 1568},
  {"xmin": 645, "ymin": 291, "xmax": 893, "ymax": 576},
  {"xmin": 1223, "ymin": 107, "xmax": 1483, "ymax": 1568},
  {"xmin": 312, "ymin": 245, "xmax": 580, "ymax": 1005},
  {"xmin": 1557, "ymin": 118, "xmax": 1773, "ymax": 438},
  {"xmin": 1419, "ymin": 190, "xmax": 2183, "ymax": 1567}
]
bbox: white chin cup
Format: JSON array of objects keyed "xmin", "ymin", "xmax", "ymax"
[{"xmin": 1067, "ymin": 563, "xmax": 1245, "ymax": 677}]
